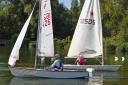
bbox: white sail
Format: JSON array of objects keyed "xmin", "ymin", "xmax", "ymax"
[
  {"xmin": 36, "ymin": 0, "xmax": 54, "ymax": 57},
  {"xmin": 8, "ymin": 6, "xmax": 35, "ymax": 66},
  {"xmin": 67, "ymin": 0, "xmax": 103, "ymax": 58}
]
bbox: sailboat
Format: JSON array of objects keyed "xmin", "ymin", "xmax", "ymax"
[
  {"xmin": 64, "ymin": 0, "xmax": 121, "ymax": 71},
  {"xmin": 8, "ymin": 0, "xmax": 89, "ymax": 78}
]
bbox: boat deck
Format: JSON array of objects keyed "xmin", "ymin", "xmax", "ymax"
[{"xmin": 63, "ymin": 64, "xmax": 121, "ymax": 72}]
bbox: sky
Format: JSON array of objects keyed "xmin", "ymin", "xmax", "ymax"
[{"xmin": 58, "ymin": 0, "xmax": 72, "ymax": 9}]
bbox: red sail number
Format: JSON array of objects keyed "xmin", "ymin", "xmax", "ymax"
[{"xmin": 44, "ymin": 12, "xmax": 51, "ymax": 27}]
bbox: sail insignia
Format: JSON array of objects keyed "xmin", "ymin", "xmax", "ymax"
[{"xmin": 80, "ymin": 49, "xmax": 97, "ymax": 54}]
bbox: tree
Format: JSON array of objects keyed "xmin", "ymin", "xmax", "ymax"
[
  {"xmin": 0, "ymin": 0, "xmax": 37, "ymax": 39},
  {"xmin": 118, "ymin": 15, "xmax": 128, "ymax": 42},
  {"xmin": 79, "ymin": 0, "xmax": 84, "ymax": 10},
  {"xmin": 70, "ymin": 0, "xmax": 79, "ymax": 35},
  {"xmin": 51, "ymin": 0, "xmax": 72, "ymax": 38},
  {"xmin": 100, "ymin": 0, "xmax": 124, "ymax": 38}
]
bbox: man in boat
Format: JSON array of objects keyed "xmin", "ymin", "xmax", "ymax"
[
  {"xmin": 49, "ymin": 54, "xmax": 63, "ymax": 71},
  {"xmin": 75, "ymin": 55, "xmax": 85, "ymax": 65}
]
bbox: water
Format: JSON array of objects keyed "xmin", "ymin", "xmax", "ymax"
[{"xmin": 0, "ymin": 45, "xmax": 128, "ymax": 85}]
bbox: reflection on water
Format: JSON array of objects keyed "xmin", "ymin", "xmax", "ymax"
[
  {"xmin": 8, "ymin": 72, "xmax": 121, "ymax": 85},
  {"xmin": 88, "ymin": 76, "xmax": 103, "ymax": 85},
  {"xmin": 9, "ymin": 76, "xmax": 104, "ymax": 85},
  {"xmin": 9, "ymin": 78, "xmax": 88, "ymax": 85},
  {"xmin": 94, "ymin": 71, "xmax": 120, "ymax": 80},
  {"xmin": 0, "ymin": 63, "xmax": 8, "ymax": 71}
]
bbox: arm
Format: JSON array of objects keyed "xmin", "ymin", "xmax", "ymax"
[
  {"xmin": 50, "ymin": 60, "xmax": 57, "ymax": 68},
  {"xmin": 75, "ymin": 57, "xmax": 79, "ymax": 64}
]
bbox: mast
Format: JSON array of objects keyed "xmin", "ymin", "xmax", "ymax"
[
  {"xmin": 34, "ymin": 0, "xmax": 41, "ymax": 68},
  {"xmin": 97, "ymin": 0, "xmax": 104, "ymax": 65}
]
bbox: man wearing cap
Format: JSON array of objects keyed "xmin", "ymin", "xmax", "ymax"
[{"xmin": 49, "ymin": 54, "xmax": 63, "ymax": 71}]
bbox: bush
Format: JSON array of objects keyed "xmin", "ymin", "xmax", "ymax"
[{"xmin": 104, "ymin": 37, "xmax": 128, "ymax": 54}]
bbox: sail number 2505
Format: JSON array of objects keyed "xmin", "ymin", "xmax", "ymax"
[{"xmin": 80, "ymin": 19, "xmax": 95, "ymax": 25}]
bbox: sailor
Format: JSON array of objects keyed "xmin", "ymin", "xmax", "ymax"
[
  {"xmin": 75, "ymin": 55, "xmax": 85, "ymax": 65},
  {"xmin": 49, "ymin": 54, "xmax": 63, "ymax": 71}
]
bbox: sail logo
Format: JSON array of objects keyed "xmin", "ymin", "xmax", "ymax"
[{"xmin": 80, "ymin": 49, "xmax": 97, "ymax": 54}]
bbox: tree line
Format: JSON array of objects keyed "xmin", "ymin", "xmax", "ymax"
[{"xmin": 0, "ymin": 0, "xmax": 128, "ymax": 56}]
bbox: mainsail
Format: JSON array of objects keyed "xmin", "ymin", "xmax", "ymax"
[
  {"xmin": 8, "ymin": 5, "xmax": 35, "ymax": 66},
  {"xmin": 36, "ymin": 0, "xmax": 54, "ymax": 57},
  {"xmin": 67, "ymin": 0, "xmax": 103, "ymax": 58}
]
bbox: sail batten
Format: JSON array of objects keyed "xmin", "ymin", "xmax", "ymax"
[{"xmin": 67, "ymin": 0, "xmax": 103, "ymax": 58}]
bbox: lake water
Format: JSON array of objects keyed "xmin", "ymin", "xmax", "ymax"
[{"xmin": 0, "ymin": 45, "xmax": 128, "ymax": 85}]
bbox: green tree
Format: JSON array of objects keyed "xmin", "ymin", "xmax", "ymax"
[
  {"xmin": 51, "ymin": 0, "xmax": 72, "ymax": 38},
  {"xmin": 100, "ymin": 0, "xmax": 124, "ymax": 38},
  {"xmin": 118, "ymin": 15, "xmax": 128, "ymax": 42},
  {"xmin": 0, "ymin": 0, "xmax": 36, "ymax": 40},
  {"xmin": 79, "ymin": 0, "xmax": 84, "ymax": 10},
  {"xmin": 70, "ymin": 0, "xmax": 79, "ymax": 34},
  {"xmin": 100, "ymin": 0, "xmax": 128, "ymax": 53},
  {"xmin": 119, "ymin": 0, "xmax": 128, "ymax": 10}
]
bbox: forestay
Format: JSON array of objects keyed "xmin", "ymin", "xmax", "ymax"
[{"xmin": 67, "ymin": 0, "xmax": 103, "ymax": 58}]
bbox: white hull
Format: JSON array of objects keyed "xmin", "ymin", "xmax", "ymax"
[
  {"xmin": 63, "ymin": 65, "xmax": 121, "ymax": 72},
  {"xmin": 9, "ymin": 67, "xmax": 89, "ymax": 79}
]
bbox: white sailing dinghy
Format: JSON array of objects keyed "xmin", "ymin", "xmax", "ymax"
[
  {"xmin": 8, "ymin": 0, "xmax": 89, "ymax": 78},
  {"xmin": 64, "ymin": 0, "xmax": 121, "ymax": 71}
]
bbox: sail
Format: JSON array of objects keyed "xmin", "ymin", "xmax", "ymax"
[
  {"xmin": 67, "ymin": 0, "xmax": 103, "ymax": 58},
  {"xmin": 8, "ymin": 6, "xmax": 35, "ymax": 66},
  {"xmin": 36, "ymin": 0, "xmax": 54, "ymax": 57}
]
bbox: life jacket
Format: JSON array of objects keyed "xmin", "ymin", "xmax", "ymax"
[
  {"xmin": 79, "ymin": 57, "xmax": 85, "ymax": 65},
  {"xmin": 53, "ymin": 59, "xmax": 63, "ymax": 71}
]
